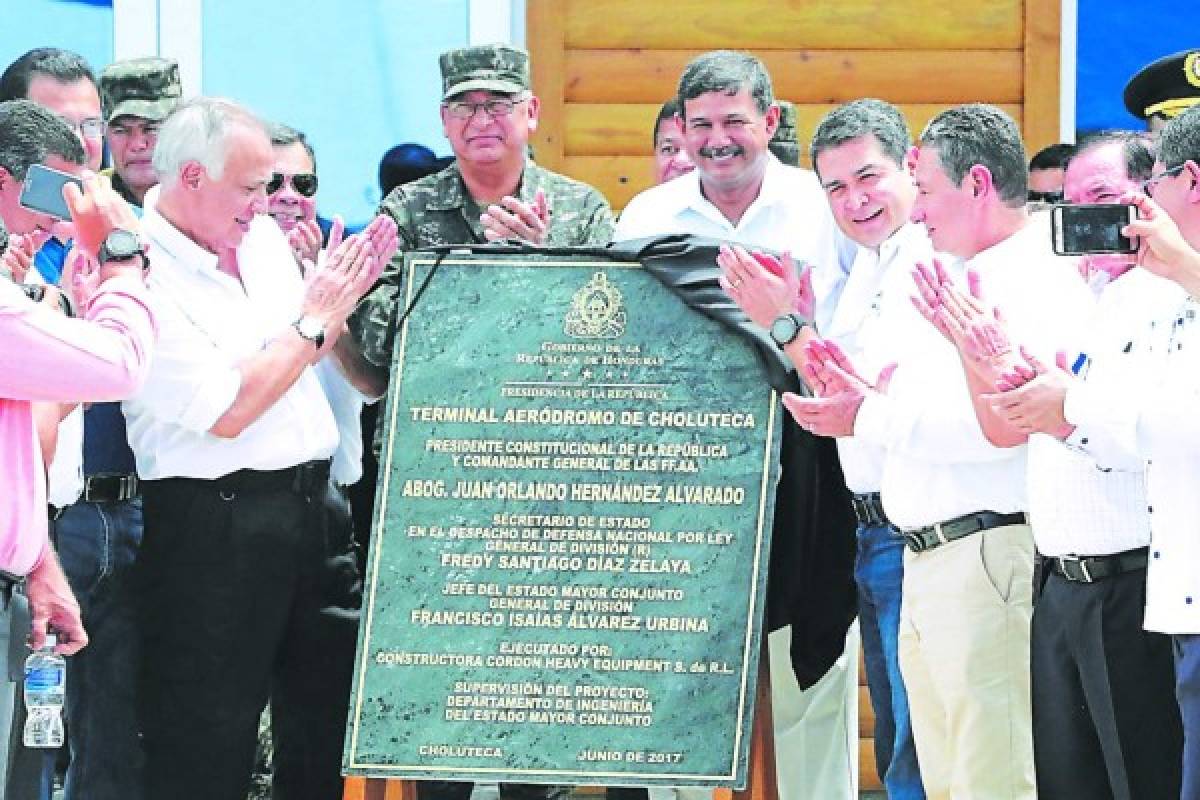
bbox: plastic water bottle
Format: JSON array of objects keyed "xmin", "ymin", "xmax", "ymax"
[{"xmin": 23, "ymin": 633, "xmax": 65, "ymax": 748}]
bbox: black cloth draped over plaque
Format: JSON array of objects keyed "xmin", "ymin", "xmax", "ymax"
[{"xmin": 404, "ymin": 236, "xmax": 858, "ymax": 690}]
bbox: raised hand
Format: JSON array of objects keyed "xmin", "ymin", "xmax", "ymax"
[
  {"xmin": 983, "ymin": 346, "xmax": 1076, "ymax": 438},
  {"xmin": 63, "ymin": 171, "xmax": 140, "ymax": 259},
  {"xmin": 286, "ymin": 219, "xmax": 324, "ymax": 273},
  {"xmin": 482, "ymin": 188, "xmax": 549, "ymax": 244},
  {"xmin": 357, "ymin": 213, "xmax": 399, "ymax": 291},
  {"xmin": 782, "ymin": 338, "xmax": 895, "ymax": 437},
  {"xmin": 914, "ymin": 261, "xmax": 1016, "ymax": 382},
  {"xmin": 717, "ymin": 244, "xmax": 810, "ymax": 327},
  {"xmin": 302, "ymin": 233, "xmax": 374, "ymax": 326},
  {"xmin": 1122, "ymin": 191, "xmax": 1200, "ymax": 288},
  {"xmin": 910, "ymin": 258, "xmax": 955, "ymax": 340},
  {"xmin": 2, "ymin": 230, "xmax": 50, "ymax": 283}
]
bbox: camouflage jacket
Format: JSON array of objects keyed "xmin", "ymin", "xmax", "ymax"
[{"xmin": 348, "ymin": 159, "xmax": 614, "ymax": 370}]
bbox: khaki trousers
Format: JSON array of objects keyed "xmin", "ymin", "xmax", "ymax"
[{"xmin": 897, "ymin": 524, "xmax": 1036, "ymax": 800}]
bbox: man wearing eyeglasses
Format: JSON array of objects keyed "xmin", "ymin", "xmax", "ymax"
[
  {"xmin": 99, "ymin": 57, "xmax": 181, "ymax": 209},
  {"xmin": 347, "ymin": 43, "xmax": 614, "ymax": 402},
  {"xmin": 946, "ymin": 131, "xmax": 1185, "ymax": 799},
  {"xmin": 991, "ymin": 105, "xmax": 1200, "ymax": 797},
  {"xmin": 21, "ymin": 56, "xmax": 181, "ymax": 800},
  {"xmin": 0, "ymin": 48, "xmax": 103, "ymax": 287},
  {"xmin": 0, "ymin": 48, "xmax": 104, "ymax": 174}
]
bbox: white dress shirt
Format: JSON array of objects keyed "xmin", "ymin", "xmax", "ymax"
[
  {"xmin": 23, "ymin": 270, "xmax": 84, "ymax": 507},
  {"xmin": 825, "ymin": 223, "xmax": 935, "ymax": 494},
  {"xmin": 123, "ymin": 188, "xmax": 338, "ymax": 479},
  {"xmin": 613, "ymin": 153, "xmax": 858, "ymax": 328},
  {"xmin": 1062, "ymin": 271, "xmax": 1199, "ymax": 633},
  {"xmin": 855, "ymin": 213, "xmax": 1094, "ymax": 530},
  {"xmin": 46, "ymin": 407, "xmax": 83, "ymax": 507},
  {"xmin": 1028, "ymin": 269, "xmax": 1182, "ymax": 557},
  {"xmin": 314, "ymin": 358, "xmax": 368, "ymax": 487}
]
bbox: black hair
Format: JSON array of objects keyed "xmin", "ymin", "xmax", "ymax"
[
  {"xmin": 0, "ymin": 47, "xmax": 96, "ymax": 102},
  {"xmin": 0, "ymin": 98, "xmax": 85, "ymax": 181}
]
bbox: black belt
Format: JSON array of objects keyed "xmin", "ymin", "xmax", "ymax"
[
  {"xmin": 851, "ymin": 492, "xmax": 889, "ymax": 528},
  {"xmin": 81, "ymin": 473, "xmax": 139, "ymax": 504},
  {"xmin": 902, "ymin": 511, "xmax": 1027, "ymax": 553},
  {"xmin": 0, "ymin": 568, "xmax": 22, "ymax": 600},
  {"xmin": 204, "ymin": 460, "xmax": 330, "ymax": 498},
  {"xmin": 1047, "ymin": 547, "xmax": 1149, "ymax": 583}
]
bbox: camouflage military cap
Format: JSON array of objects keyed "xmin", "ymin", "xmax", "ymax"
[
  {"xmin": 439, "ymin": 44, "xmax": 530, "ymax": 100},
  {"xmin": 99, "ymin": 57, "xmax": 182, "ymax": 123}
]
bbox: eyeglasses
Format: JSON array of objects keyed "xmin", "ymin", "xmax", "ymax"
[
  {"xmin": 1143, "ymin": 163, "xmax": 1187, "ymax": 198},
  {"xmin": 266, "ymin": 172, "xmax": 318, "ymax": 197},
  {"xmin": 66, "ymin": 117, "xmax": 104, "ymax": 140},
  {"xmin": 442, "ymin": 96, "xmax": 528, "ymax": 119},
  {"xmin": 1027, "ymin": 190, "xmax": 1063, "ymax": 203}
]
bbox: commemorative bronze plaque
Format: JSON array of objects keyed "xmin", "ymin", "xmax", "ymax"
[{"xmin": 343, "ymin": 252, "xmax": 782, "ymax": 789}]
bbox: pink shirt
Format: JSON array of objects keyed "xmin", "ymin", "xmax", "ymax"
[{"xmin": 0, "ymin": 275, "xmax": 156, "ymax": 575}]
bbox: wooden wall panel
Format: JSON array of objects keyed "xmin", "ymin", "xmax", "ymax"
[
  {"xmin": 563, "ymin": 0, "xmax": 1024, "ymax": 50},
  {"xmin": 566, "ymin": 49, "xmax": 1025, "ymax": 105},
  {"xmin": 564, "ymin": 103, "xmax": 1025, "ymax": 157},
  {"xmin": 1023, "ymin": 0, "xmax": 1062, "ymax": 153},
  {"xmin": 527, "ymin": 1, "xmax": 567, "ymax": 165},
  {"xmin": 562, "ymin": 156, "xmax": 654, "ymax": 211}
]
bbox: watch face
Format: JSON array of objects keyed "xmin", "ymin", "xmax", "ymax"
[
  {"xmin": 770, "ymin": 315, "xmax": 799, "ymax": 346},
  {"xmin": 102, "ymin": 229, "xmax": 141, "ymax": 260},
  {"xmin": 297, "ymin": 317, "xmax": 324, "ymax": 338}
]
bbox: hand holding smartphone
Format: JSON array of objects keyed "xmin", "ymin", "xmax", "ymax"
[
  {"xmin": 1051, "ymin": 203, "xmax": 1138, "ymax": 256},
  {"xmin": 18, "ymin": 163, "xmax": 82, "ymax": 221}
]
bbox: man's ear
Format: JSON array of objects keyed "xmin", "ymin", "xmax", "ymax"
[
  {"xmin": 180, "ymin": 161, "xmax": 204, "ymax": 190},
  {"xmin": 525, "ymin": 94, "xmax": 541, "ymax": 134},
  {"xmin": 763, "ymin": 103, "xmax": 781, "ymax": 140},
  {"xmin": 966, "ymin": 164, "xmax": 994, "ymax": 199},
  {"xmin": 1184, "ymin": 160, "xmax": 1200, "ymax": 205},
  {"xmin": 905, "ymin": 146, "xmax": 919, "ymax": 175}
]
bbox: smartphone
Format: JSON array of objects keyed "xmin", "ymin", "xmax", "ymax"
[
  {"xmin": 1051, "ymin": 203, "xmax": 1137, "ymax": 256},
  {"xmin": 19, "ymin": 163, "xmax": 81, "ymax": 221}
]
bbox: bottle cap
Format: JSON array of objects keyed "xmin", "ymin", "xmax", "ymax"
[{"xmin": 43, "ymin": 633, "xmax": 56, "ymax": 650}]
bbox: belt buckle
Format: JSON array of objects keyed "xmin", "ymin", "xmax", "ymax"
[
  {"xmin": 932, "ymin": 521, "xmax": 949, "ymax": 545},
  {"xmin": 851, "ymin": 496, "xmax": 868, "ymax": 524},
  {"xmin": 1060, "ymin": 555, "xmax": 1094, "ymax": 583}
]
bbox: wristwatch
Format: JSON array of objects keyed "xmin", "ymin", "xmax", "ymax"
[
  {"xmin": 769, "ymin": 313, "xmax": 808, "ymax": 348},
  {"xmin": 292, "ymin": 315, "xmax": 326, "ymax": 349},
  {"xmin": 97, "ymin": 229, "xmax": 148, "ymax": 270}
]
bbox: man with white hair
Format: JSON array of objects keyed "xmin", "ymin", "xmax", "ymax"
[{"xmin": 121, "ymin": 97, "xmax": 398, "ymax": 800}]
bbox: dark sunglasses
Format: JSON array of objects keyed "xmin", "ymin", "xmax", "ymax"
[
  {"xmin": 1027, "ymin": 190, "xmax": 1063, "ymax": 204},
  {"xmin": 266, "ymin": 172, "xmax": 318, "ymax": 197}
]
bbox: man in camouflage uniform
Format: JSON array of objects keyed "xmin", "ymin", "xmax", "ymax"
[
  {"xmin": 344, "ymin": 43, "xmax": 611, "ymax": 800},
  {"xmin": 347, "ymin": 43, "xmax": 614, "ymax": 398},
  {"xmin": 99, "ymin": 57, "xmax": 181, "ymax": 207}
]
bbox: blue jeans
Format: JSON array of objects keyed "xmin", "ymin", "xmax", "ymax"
[
  {"xmin": 855, "ymin": 523, "xmax": 924, "ymax": 800},
  {"xmin": 53, "ymin": 497, "xmax": 145, "ymax": 800},
  {"xmin": 1174, "ymin": 633, "xmax": 1200, "ymax": 800}
]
